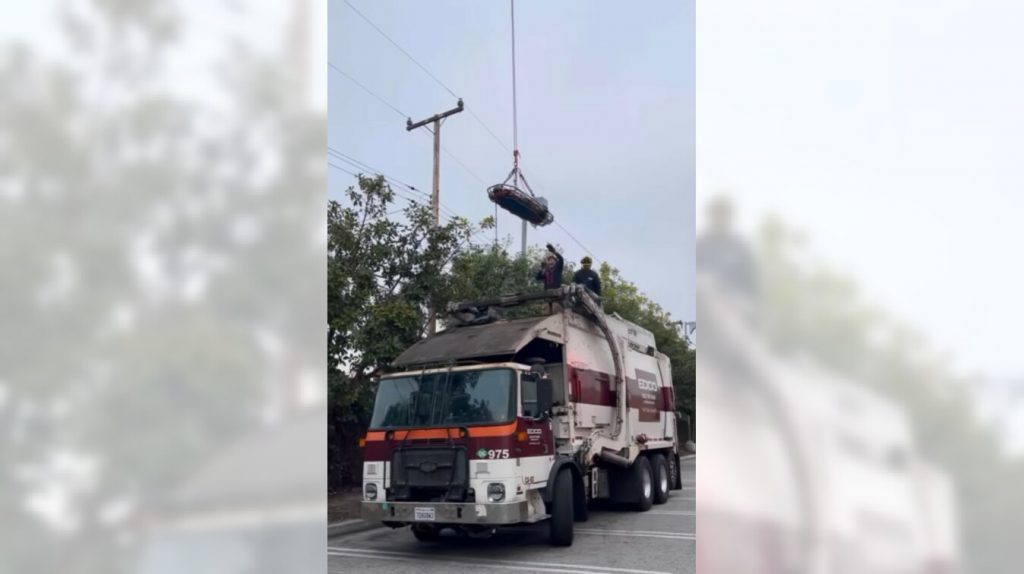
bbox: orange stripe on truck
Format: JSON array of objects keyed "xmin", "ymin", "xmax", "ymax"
[{"xmin": 364, "ymin": 421, "xmax": 518, "ymax": 442}]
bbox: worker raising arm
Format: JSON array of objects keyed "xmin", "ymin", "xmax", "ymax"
[{"xmin": 535, "ymin": 243, "xmax": 564, "ymax": 290}]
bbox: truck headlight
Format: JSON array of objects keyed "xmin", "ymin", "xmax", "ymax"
[
  {"xmin": 487, "ymin": 483, "xmax": 505, "ymax": 502},
  {"xmin": 365, "ymin": 483, "xmax": 378, "ymax": 501}
]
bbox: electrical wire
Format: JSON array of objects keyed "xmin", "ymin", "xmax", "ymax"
[
  {"xmin": 466, "ymin": 107, "xmax": 512, "ymax": 153},
  {"xmin": 342, "ymin": 0, "xmax": 512, "ymax": 154},
  {"xmin": 328, "ymin": 62, "xmax": 406, "ymax": 118},
  {"xmin": 328, "ymin": 147, "xmax": 462, "ymax": 220},
  {"xmin": 328, "ymin": 149, "xmax": 425, "ymax": 200},
  {"xmin": 554, "ymin": 221, "xmax": 598, "ymax": 262},
  {"xmin": 334, "ymin": 6, "xmax": 600, "ymax": 266},
  {"xmin": 407, "ymin": 127, "xmax": 491, "ymax": 187},
  {"xmin": 328, "ymin": 148, "xmax": 420, "ymax": 193},
  {"xmin": 329, "ymin": 162, "xmax": 426, "ymax": 208},
  {"xmin": 441, "ymin": 145, "xmax": 490, "ymax": 187},
  {"xmin": 329, "ymin": 160, "xmax": 473, "ymax": 227},
  {"xmin": 343, "ymin": 0, "xmax": 459, "ymax": 99}
]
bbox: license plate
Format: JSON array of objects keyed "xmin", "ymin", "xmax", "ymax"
[{"xmin": 414, "ymin": 507, "xmax": 435, "ymax": 521}]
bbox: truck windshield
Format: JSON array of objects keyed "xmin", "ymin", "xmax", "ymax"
[{"xmin": 370, "ymin": 368, "xmax": 516, "ymax": 428}]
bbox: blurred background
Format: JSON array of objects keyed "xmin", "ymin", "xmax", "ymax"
[
  {"xmin": 0, "ymin": 1, "xmax": 326, "ymax": 573},
  {"xmin": 697, "ymin": 1, "xmax": 1024, "ymax": 573}
]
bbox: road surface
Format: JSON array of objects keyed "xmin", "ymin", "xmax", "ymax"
[{"xmin": 328, "ymin": 455, "xmax": 695, "ymax": 574}]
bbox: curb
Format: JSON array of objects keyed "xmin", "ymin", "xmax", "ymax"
[{"xmin": 327, "ymin": 518, "xmax": 383, "ymax": 538}]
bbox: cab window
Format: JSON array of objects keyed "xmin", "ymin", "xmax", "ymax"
[{"xmin": 521, "ymin": 377, "xmax": 539, "ymax": 418}]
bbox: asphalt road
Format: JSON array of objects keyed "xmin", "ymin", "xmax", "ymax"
[{"xmin": 328, "ymin": 455, "xmax": 695, "ymax": 574}]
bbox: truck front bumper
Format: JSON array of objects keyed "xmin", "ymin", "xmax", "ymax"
[{"xmin": 361, "ymin": 500, "xmax": 535, "ymax": 525}]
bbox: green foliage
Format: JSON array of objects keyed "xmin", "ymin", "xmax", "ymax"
[
  {"xmin": 328, "ymin": 175, "xmax": 477, "ymax": 487},
  {"xmin": 439, "ymin": 242, "xmax": 552, "ymax": 319}
]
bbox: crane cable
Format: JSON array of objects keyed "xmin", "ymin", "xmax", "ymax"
[
  {"xmin": 511, "ymin": 0, "xmax": 519, "ymax": 190},
  {"xmin": 507, "ymin": 0, "xmax": 536, "ymax": 200}
]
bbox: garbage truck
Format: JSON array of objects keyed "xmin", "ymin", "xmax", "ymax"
[{"xmin": 359, "ymin": 285, "xmax": 683, "ymax": 546}]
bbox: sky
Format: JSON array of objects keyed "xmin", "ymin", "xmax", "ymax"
[
  {"xmin": 698, "ymin": 0, "xmax": 1024, "ymax": 380},
  {"xmin": 329, "ymin": 0, "xmax": 696, "ymax": 325}
]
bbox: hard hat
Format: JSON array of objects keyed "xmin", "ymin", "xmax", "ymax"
[{"xmin": 581, "ymin": 256, "xmax": 593, "ymax": 265}]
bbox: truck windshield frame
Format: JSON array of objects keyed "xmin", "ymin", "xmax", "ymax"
[{"xmin": 369, "ymin": 368, "xmax": 517, "ymax": 429}]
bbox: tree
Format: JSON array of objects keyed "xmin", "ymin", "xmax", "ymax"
[
  {"xmin": 327, "ymin": 175, "xmax": 480, "ymax": 488},
  {"xmin": 438, "ymin": 241, "xmax": 551, "ymax": 319}
]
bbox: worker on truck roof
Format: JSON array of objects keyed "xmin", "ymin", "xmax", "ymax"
[
  {"xmin": 572, "ymin": 256, "xmax": 602, "ymax": 297},
  {"xmin": 535, "ymin": 243, "xmax": 564, "ymax": 290}
]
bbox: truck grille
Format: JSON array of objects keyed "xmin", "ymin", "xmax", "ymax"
[{"xmin": 388, "ymin": 446, "xmax": 469, "ymax": 502}]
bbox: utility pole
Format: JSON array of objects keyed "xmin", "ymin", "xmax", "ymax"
[
  {"xmin": 521, "ymin": 220, "xmax": 527, "ymax": 257},
  {"xmin": 407, "ymin": 99, "xmax": 464, "ymax": 227},
  {"xmin": 407, "ymin": 99, "xmax": 464, "ymax": 334}
]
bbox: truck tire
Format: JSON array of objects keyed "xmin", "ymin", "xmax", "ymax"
[
  {"xmin": 549, "ymin": 470, "xmax": 575, "ymax": 546},
  {"xmin": 411, "ymin": 523, "xmax": 441, "ymax": 542},
  {"xmin": 651, "ymin": 454, "xmax": 670, "ymax": 504},
  {"xmin": 631, "ymin": 456, "xmax": 654, "ymax": 511}
]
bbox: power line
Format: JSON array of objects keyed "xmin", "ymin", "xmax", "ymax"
[
  {"xmin": 466, "ymin": 107, "xmax": 512, "ymax": 153},
  {"xmin": 441, "ymin": 145, "xmax": 490, "ymax": 187},
  {"xmin": 342, "ymin": 0, "xmax": 458, "ymax": 98},
  {"xmin": 328, "ymin": 147, "xmax": 461, "ymax": 220},
  {"xmin": 407, "ymin": 127, "xmax": 490, "ymax": 187},
  {"xmin": 328, "ymin": 61, "xmax": 406, "ymax": 118},
  {"xmin": 328, "ymin": 161, "xmax": 424, "ymax": 207},
  {"xmin": 329, "ymin": 159, "xmax": 469, "ymax": 224},
  {"xmin": 554, "ymin": 221, "xmax": 598, "ymax": 261},
  {"xmin": 328, "ymin": 148, "xmax": 422, "ymax": 195},
  {"xmin": 341, "ymin": 0, "xmax": 512, "ymax": 154},
  {"xmin": 336, "ymin": 5, "xmax": 598, "ymax": 265}
]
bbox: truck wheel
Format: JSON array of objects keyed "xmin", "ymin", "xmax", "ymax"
[
  {"xmin": 631, "ymin": 456, "xmax": 654, "ymax": 511},
  {"xmin": 548, "ymin": 470, "xmax": 575, "ymax": 546},
  {"xmin": 411, "ymin": 524, "xmax": 441, "ymax": 542},
  {"xmin": 651, "ymin": 454, "xmax": 670, "ymax": 504}
]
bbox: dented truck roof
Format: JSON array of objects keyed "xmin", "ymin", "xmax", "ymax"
[{"xmin": 392, "ymin": 314, "xmax": 563, "ymax": 367}]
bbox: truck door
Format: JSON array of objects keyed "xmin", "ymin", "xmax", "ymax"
[{"xmin": 519, "ymin": 376, "xmax": 555, "ymax": 460}]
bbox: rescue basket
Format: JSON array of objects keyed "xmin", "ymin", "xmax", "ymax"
[{"xmin": 487, "ymin": 183, "xmax": 554, "ymax": 226}]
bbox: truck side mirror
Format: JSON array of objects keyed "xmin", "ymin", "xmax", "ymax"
[{"xmin": 536, "ymin": 376, "xmax": 554, "ymax": 417}]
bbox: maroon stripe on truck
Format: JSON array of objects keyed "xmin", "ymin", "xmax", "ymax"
[
  {"xmin": 569, "ymin": 366, "xmax": 675, "ymax": 412},
  {"xmin": 362, "ymin": 434, "xmax": 518, "ymax": 462},
  {"xmin": 568, "ymin": 366, "xmax": 617, "ymax": 406},
  {"xmin": 361, "ymin": 417, "xmax": 554, "ymax": 462},
  {"xmin": 661, "ymin": 386, "xmax": 676, "ymax": 412}
]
